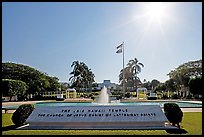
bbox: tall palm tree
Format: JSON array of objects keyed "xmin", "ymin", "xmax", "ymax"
[
  {"xmin": 119, "ymin": 67, "xmax": 134, "ymax": 90},
  {"xmin": 86, "ymin": 69, "xmax": 95, "ymax": 92},
  {"xmin": 69, "ymin": 61, "xmax": 84, "ymax": 90},
  {"xmin": 79, "ymin": 62, "xmax": 95, "ymax": 92},
  {"xmin": 69, "ymin": 61, "xmax": 95, "ymax": 93},
  {"xmin": 127, "ymin": 58, "xmax": 144, "ymax": 91}
]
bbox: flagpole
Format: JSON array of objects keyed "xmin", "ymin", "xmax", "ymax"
[{"xmin": 122, "ymin": 41, "xmax": 125, "ymax": 95}]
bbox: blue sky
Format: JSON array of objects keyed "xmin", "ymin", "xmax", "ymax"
[{"xmin": 2, "ymin": 2, "xmax": 202, "ymax": 84}]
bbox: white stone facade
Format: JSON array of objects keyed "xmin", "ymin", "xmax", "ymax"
[{"xmin": 97, "ymin": 80, "xmax": 117, "ymax": 90}]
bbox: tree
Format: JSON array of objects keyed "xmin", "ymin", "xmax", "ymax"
[
  {"xmin": 69, "ymin": 61, "xmax": 95, "ymax": 92},
  {"xmin": 177, "ymin": 59, "xmax": 202, "ymax": 77},
  {"xmin": 167, "ymin": 59, "xmax": 202, "ymax": 97},
  {"xmin": 85, "ymin": 69, "xmax": 95, "ymax": 92},
  {"xmin": 165, "ymin": 78, "xmax": 177, "ymax": 92},
  {"xmin": 143, "ymin": 81, "xmax": 152, "ymax": 90},
  {"xmin": 46, "ymin": 76, "xmax": 61, "ymax": 91},
  {"xmin": 2, "ymin": 62, "xmax": 61, "ymax": 96},
  {"xmin": 154, "ymin": 83, "xmax": 168, "ymax": 99},
  {"xmin": 92, "ymin": 82, "xmax": 98, "ymax": 88},
  {"xmin": 69, "ymin": 61, "xmax": 83, "ymax": 88},
  {"xmin": 118, "ymin": 58, "xmax": 144, "ymax": 94},
  {"xmin": 2, "ymin": 79, "xmax": 28, "ymax": 101},
  {"xmin": 127, "ymin": 58, "xmax": 144, "ymax": 91},
  {"xmin": 119, "ymin": 67, "xmax": 134, "ymax": 90},
  {"xmin": 189, "ymin": 77, "xmax": 202, "ymax": 96},
  {"xmin": 155, "ymin": 83, "xmax": 166, "ymax": 92},
  {"xmin": 151, "ymin": 79, "xmax": 160, "ymax": 90}
]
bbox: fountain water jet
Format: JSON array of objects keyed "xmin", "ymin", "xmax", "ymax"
[
  {"xmin": 97, "ymin": 86, "xmax": 109, "ymax": 104},
  {"xmin": 94, "ymin": 86, "xmax": 121, "ymax": 105}
]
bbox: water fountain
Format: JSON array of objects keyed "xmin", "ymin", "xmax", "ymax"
[
  {"xmin": 97, "ymin": 86, "xmax": 109, "ymax": 104},
  {"xmin": 95, "ymin": 86, "xmax": 121, "ymax": 105},
  {"xmin": 25, "ymin": 86, "xmax": 173, "ymax": 130}
]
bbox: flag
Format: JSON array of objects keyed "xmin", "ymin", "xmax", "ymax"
[
  {"xmin": 116, "ymin": 43, "xmax": 123, "ymax": 54},
  {"xmin": 116, "ymin": 48, "xmax": 122, "ymax": 53}
]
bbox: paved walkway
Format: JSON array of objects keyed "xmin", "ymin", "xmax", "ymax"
[
  {"xmin": 161, "ymin": 108, "xmax": 202, "ymax": 112},
  {"xmin": 179, "ymin": 100, "xmax": 202, "ymax": 104},
  {"xmin": 2, "ymin": 100, "xmax": 46, "ymax": 107},
  {"xmin": 180, "ymin": 108, "xmax": 202, "ymax": 112}
]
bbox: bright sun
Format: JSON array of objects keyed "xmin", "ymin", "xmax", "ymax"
[{"xmin": 145, "ymin": 2, "xmax": 167, "ymax": 22}]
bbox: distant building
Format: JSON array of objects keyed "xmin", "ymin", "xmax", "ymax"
[
  {"xmin": 97, "ymin": 80, "xmax": 117, "ymax": 90},
  {"xmin": 60, "ymin": 82, "xmax": 69, "ymax": 87},
  {"xmin": 60, "ymin": 82, "xmax": 70, "ymax": 90}
]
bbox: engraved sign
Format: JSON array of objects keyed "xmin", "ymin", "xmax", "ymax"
[{"xmin": 26, "ymin": 105, "xmax": 168, "ymax": 129}]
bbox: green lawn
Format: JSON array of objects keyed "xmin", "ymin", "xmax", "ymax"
[{"xmin": 2, "ymin": 112, "xmax": 202, "ymax": 135}]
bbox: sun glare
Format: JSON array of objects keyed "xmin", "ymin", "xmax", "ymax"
[
  {"xmin": 130, "ymin": 2, "xmax": 174, "ymax": 50},
  {"xmin": 144, "ymin": 2, "xmax": 168, "ymax": 22}
]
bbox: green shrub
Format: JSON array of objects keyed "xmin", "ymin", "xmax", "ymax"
[
  {"xmin": 147, "ymin": 97, "xmax": 157, "ymax": 100},
  {"xmin": 91, "ymin": 96, "xmax": 95, "ymax": 100},
  {"xmin": 12, "ymin": 104, "xmax": 35, "ymax": 126},
  {"xmin": 164, "ymin": 103, "xmax": 183, "ymax": 129},
  {"xmin": 116, "ymin": 96, "xmax": 120, "ymax": 100}
]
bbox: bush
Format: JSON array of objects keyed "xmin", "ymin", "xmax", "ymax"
[
  {"xmin": 125, "ymin": 92, "xmax": 131, "ymax": 98},
  {"xmin": 164, "ymin": 103, "xmax": 183, "ymax": 129},
  {"xmin": 186, "ymin": 94, "xmax": 193, "ymax": 99},
  {"xmin": 189, "ymin": 77, "xmax": 202, "ymax": 95},
  {"xmin": 116, "ymin": 96, "xmax": 120, "ymax": 100},
  {"xmin": 116, "ymin": 95, "xmax": 122, "ymax": 100},
  {"xmin": 91, "ymin": 96, "xmax": 95, "ymax": 100},
  {"xmin": 80, "ymin": 95, "xmax": 84, "ymax": 98},
  {"xmin": 12, "ymin": 104, "xmax": 35, "ymax": 126},
  {"xmin": 56, "ymin": 98, "xmax": 64, "ymax": 101},
  {"xmin": 162, "ymin": 94, "xmax": 168, "ymax": 99},
  {"xmin": 171, "ymin": 94, "xmax": 181, "ymax": 99},
  {"xmin": 147, "ymin": 97, "xmax": 157, "ymax": 100}
]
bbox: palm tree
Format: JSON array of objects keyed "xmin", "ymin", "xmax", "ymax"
[
  {"xmin": 119, "ymin": 58, "xmax": 144, "ymax": 92},
  {"xmin": 69, "ymin": 61, "xmax": 95, "ymax": 93},
  {"xmin": 86, "ymin": 69, "xmax": 95, "ymax": 92},
  {"xmin": 69, "ymin": 61, "xmax": 84, "ymax": 91},
  {"xmin": 78, "ymin": 62, "xmax": 95, "ymax": 92},
  {"xmin": 119, "ymin": 67, "xmax": 134, "ymax": 91},
  {"xmin": 127, "ymin": 58, "xmax": 144, "ymax": 91}
]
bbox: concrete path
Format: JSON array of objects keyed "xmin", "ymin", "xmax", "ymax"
[
  {"xmin": 2, "ymin": 100, "xmax": 46, "ymax": 107},
  {"xmin": 180, "ymin": 108, "xmax": 202, "ymax": 112}
]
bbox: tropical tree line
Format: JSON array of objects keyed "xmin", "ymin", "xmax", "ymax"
[
  {"xmin": 2, "ymin": 62, "xmax": 61, "ymax": 100},
  {"xmin": 69, "ymin": 61, "xmax": 95, "ymax": 92},
  {"xmin": 2, "ymin": 58, "xmax": 201, "ymax": 100},
  {"xmin": 154, "ymin": 59, "xmax": 202, "ymax": 99},
  {"xmin": 118, "ymin": 58, "xmax": 202, "ymax": 99},
  {"xmin": 2, "ymin": 61, "xmax": 95, "ymax": 101}
]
